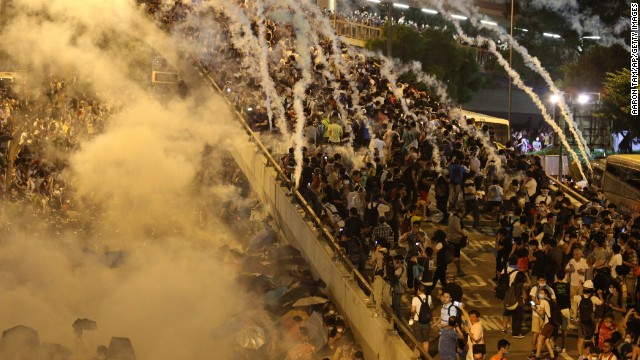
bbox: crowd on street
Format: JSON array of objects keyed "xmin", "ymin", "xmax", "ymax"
[
  {"xmin": 138, "ymin": 0, "xmax": 640, "ymax": 359},
  {"xmin": 1, "ymin": 0, "xmax": 637, "ymax": 359}
]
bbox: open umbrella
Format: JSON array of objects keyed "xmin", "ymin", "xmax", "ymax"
[
  {"xmin": 263, "ymin": 286, "xmax": 288, "ymax": 307},
  {"xmin": 247, "ymin": 229, "xmax": 277, "ymax": 252},
  {"xmin": 280, "ymin": 309, "xmax": 310, "ymax": 325},
  {"xmin": 266, "ymin": 244, "xmax": 301, "ymax": 259},
  {"xmin": 0, "ymin": 326, "xmax": 40, "ymax": 358},
  {"xmin": 305, "ymin": 311, "xmax": 328, "ymax": 349},
  {"xmin": 72, "ymin": 318, "xmax": 97, "ymax": 337},
  {"xmin": 108, "ymin": 337, "xmax": 136, "ymax": 360},
  {"xmin": 279, "ymin": 283, "xmax": 314, "ymax": 306},
  {"xmin": 234, "ymin": 326, "xmax": 266, "ymax": 350},
  {"xmin": 292, "ymin": 296, "xmax": 329, "ymax": 307}
]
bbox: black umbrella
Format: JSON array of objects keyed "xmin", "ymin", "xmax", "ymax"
[
  {"xmin": 279, "ymin": 283, "xmax": 315, "ymax": 306},
  {"xmin": 72, "ymin": 318, "xmax": 97, "ymax": 337}
]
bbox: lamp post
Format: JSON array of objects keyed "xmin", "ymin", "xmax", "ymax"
[
  {"xmin": 550, "ymin": 94, "xmax": 562, "ymax": 180},
  {"xmin": 386, "ymin": 0, "xmax": 392, "ymax": 57},
  {"xmin": 508, "ymin": 0, "xmax": 514, "ymax": 124}
]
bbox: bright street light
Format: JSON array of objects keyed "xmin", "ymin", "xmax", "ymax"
[
  {"xmin": 421, "ymin": 8, "xmax": 438, "ymax": 14},
  {"xmin": 543, "ymin": 32, "xmax": 561, "ymax": 38},
  {"xmin": 393, "ymin": 3, "xmax": 409, "ymax": 8},
  {"xmin": 583, "ymin": 36, "xmax": 601, "ymax": 40},
  {"xmin": 366, "ymin": 0, "xmax": 381, "ymax": 3},
  {"xmin": 577, "ymin": 94, "xmax": 590, "ymax": 105},
  {"xmin": 451, "ymin": 14, "xmax": 468, "ymax": 20},
  {"xmin": 481, "ymin": 20, "xmax": 497, "ymax": 26},
  {"xmin": 549, "ymin": 94, "xmax": 560, "ymax": 103}
]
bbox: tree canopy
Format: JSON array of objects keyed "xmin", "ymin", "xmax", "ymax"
[
  {"xmin": 594, "ymin": 68, "xmax": 638, "ymax": 136},
  {"xmin": 366, "ymin": 25, "xmax": 484, "ymax": 103}
]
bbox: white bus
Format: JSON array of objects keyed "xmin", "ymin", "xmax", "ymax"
[{"xmin": 600, "ymin": 154, "xmax": 640, "ymax": 213}]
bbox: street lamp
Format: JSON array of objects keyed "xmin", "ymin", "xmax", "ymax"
[
  {"xmin": 577, "ymin": 93, "xmax": 590, "ymax": 105},
  {"xmin": 549, "ymin": 92, "xmax": 564, "ymax": 180},
  {"xmin": 508, "ymin": 0, "xmax": 514, "ymax": 124}
]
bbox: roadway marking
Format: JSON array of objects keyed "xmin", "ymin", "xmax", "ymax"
[
  {"xmin": 462, "ymin": 293, "xmax": 492, "ymax": 308},
  {"xmin": 456, "ymin": 275, "xmax": 487, "ymax": 288},
  {"xmin": 460, "ymin": 250, "xmax": 477, "ymax": 266}
]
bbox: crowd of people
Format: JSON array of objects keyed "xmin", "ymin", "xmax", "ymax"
[
  {"xmin": 130, "ymin": 1, "xmax": 640, "ymax": 359},
  {"xmin": 0, "ymin": 0, "xmax": 635, "ymax": 359}
]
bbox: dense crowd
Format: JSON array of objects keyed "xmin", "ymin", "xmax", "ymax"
[
  {"xmin": 0, "ymin": 2, "xmax": 640, "ymax": 359},
  {"xmin": 110, "ymin": 1, "xmax": 640, "ymax": 359}
]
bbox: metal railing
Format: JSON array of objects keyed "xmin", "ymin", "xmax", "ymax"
[
  {"xmin": 194, "ymin": 60, "xmax": 433, "ymax": 360},
  {"xmin": 333, "ymin": 19, "xmax": 382, "ymax": 41}
]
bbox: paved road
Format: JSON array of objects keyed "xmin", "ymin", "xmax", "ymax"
[{"xmin": 397, "ymin": 215, "xmax": 583, "ymax": 359}]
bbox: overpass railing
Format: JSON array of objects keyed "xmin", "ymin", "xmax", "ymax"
[
  {"xmin": 194, "ymin": 60, "xmax": 433, "ymax": 360},
  {"xmin": 333, "ymin": 19, "xmax": 382, "ymax": 42}
]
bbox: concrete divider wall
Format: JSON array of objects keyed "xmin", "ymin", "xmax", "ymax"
[{"xmin": 230, "ymin": 141, "xmax": 414, "ymax": 360}]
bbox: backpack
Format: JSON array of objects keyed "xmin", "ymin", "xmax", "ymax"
[
  {"xmin": 546, "ymin": 299, "xmax": 560, "ymax": 327},
  {"xmin": 364, "ymin": 202, "xmax": 380, "ymax": 228},
  {"xmin": 417, "ymin": 296, "xmax": 433, "ymax": 324},
  {"xmin": 383, "ymin": 254, "xmax": 398, "ymax": 285},
  {"xmin": 503, "ymin": 282, "xmax": 523, "ymax": 311},
  {"xmin": 447, "ymin": 304, "xmax": 463, "ymax": 326},
  {"xmin": 495, "ymin": 269, "xmax": 517, "ymax": 300},
  {"xmin": 579, "ymin": 296, "xmax": 594, "ymax": 325}
]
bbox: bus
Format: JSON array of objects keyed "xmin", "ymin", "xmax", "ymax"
[
  {"xmin": 460, "ymin": 110, "xmax": 510, "ymax": 144},
  {"xmin": 600, "ymin": 154, "xmax": 640, "ymax": 213}
]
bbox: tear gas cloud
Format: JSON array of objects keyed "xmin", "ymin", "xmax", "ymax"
[{"xmin": 0, "ymin": 0, "xmax": 270, "ymax": 359}]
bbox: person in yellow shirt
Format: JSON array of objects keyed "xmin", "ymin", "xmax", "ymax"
[
  {"xmin": 489, "ymin": 339, "xmax": 510, "ymax": 360},
  {"xmin": 327, "ymin": 118, "xmax": 343, "ymax": 145}
]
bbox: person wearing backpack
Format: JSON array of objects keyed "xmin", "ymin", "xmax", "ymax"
[
  {"xmin": 576, "ymin": 280, "xmax": 605, "ymax": 354},
  {"xmin": 410, "ymin": 284, "xmax": 432, "ymax": 355},
  {"xmin": 434, "ymin": 173, "xmax": 450, "ymax": 224},
  {"xmin": 501, "ymin": 258, "xmax": 527, "ymax": 338},
  {"xmin": 552, "ymin": 271, "xmax": 572, "ymax": 354}
]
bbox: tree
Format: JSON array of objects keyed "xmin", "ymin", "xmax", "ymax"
[
  {"xmin": 563, "ymin": 44, "xmax": 629, "ymax": 92},
  {"xmin": 594, "ymin": 68, "xmax": 638, "ymax": 136},
  {"xmin": 366, "ymin": 26, "xmax": 484, "ymax": 103}
]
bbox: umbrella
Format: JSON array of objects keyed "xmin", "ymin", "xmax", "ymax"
[
  {"xmin": 234, "ymin": 326, "xmax": 266, "ymax": 350},
  {"xmin": 281, "ymin": 309, "xmax": 310, "ymax": 324},
  {"xmin": 238, "ymin": 273, "xmax": 276, "ymax": 292},
  {"xmin": 305, "ymin": 311, "xmax": 328, "ymax": 349},
  {"xmin": 0, "ymin": 325, "xmax": 40, "ymax": 357},
  {"xmin": 72, "ymin": 318, "xmax": 97, "ymax": 337},
  {"xmin": 279, "ymin": 283, "xmax": 315, "ymax": 306},
  {"xmin": 292, "ymin": 296, "xmax": 329, "ymax": 307},
  {"xmin": 247, "ymin": 229, "xmax": 277, "ymax": 252},
  {"xmin": 263, "ymin": 286, "xmax": 288, "ymax": 307},
  {"xmin": 108, "ymin": 337, "xmax": 136, "ymax": 360}
]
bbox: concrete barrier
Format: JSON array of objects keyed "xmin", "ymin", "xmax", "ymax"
[{"xmin": 230, "ymin": 141, "xmax": 415, "ymax": 360}]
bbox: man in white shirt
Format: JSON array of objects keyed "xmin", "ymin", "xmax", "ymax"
[
  {"xmin": 461, "ymin": 308, "xmax": 484, "ymax": 360},
  {"xmin": 410, "ymin": 284, "xmax": 432, "ymax": 354},
  {"xmin": 565, "ymin": 248, "xmax": 589, "ymax": 319}
]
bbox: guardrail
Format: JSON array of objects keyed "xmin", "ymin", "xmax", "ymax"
[
  {"xmin": 333, "ymin": 19, "xmax": 382, "ymax": 41},
  {"xmin": 193, "ymin": 60, "xmax": 433, "ymax": 360},
  {"xmin": 545, "ymin": 173, "xmax": 590, "ymax": 206}
]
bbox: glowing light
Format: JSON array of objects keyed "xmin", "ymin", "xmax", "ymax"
[
  {"xmin": 480, "ymin": 20, "xmax": 497, "ymax": 26},
  {"xmin": 421, "ymin": 8, "xmax": 438, "ymax": 14},
  {"xmin": 451, "ymin": 14, "xmax": 468, "ymax": 20},
  {"xmin": 393, "ymin": 3, "xmax": 410, "ymax": 9},
  {"xmin": 543, "ymin": 33, "xmax": 561, "ymax": 39},
  {"xmin": 550, "ymin": 94, "xmax": 560, "ymax": 103},
  {"xmin": 577, "ymin": 94, "xmax": 590, "ymax": 105},
  {"xmin": 583, "ymin": 36, "xmax": 601, "ymax": 40}
]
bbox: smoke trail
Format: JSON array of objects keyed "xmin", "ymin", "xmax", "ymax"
[
  {"xmin": 434, "ymin": 8, "xmax": 587, "ymax": 179},
  {"xmin": 440, "ymin": 0, "xmax": 594, "ymax": 171},
  {"xmin": 528, "ymin": 0, "xmax": 630, "ymax": 51}
]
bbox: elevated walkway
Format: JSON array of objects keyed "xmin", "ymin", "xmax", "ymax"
[{"xmin": 193, "ymin": 63, "xmax": 432, "ymax": 360}]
